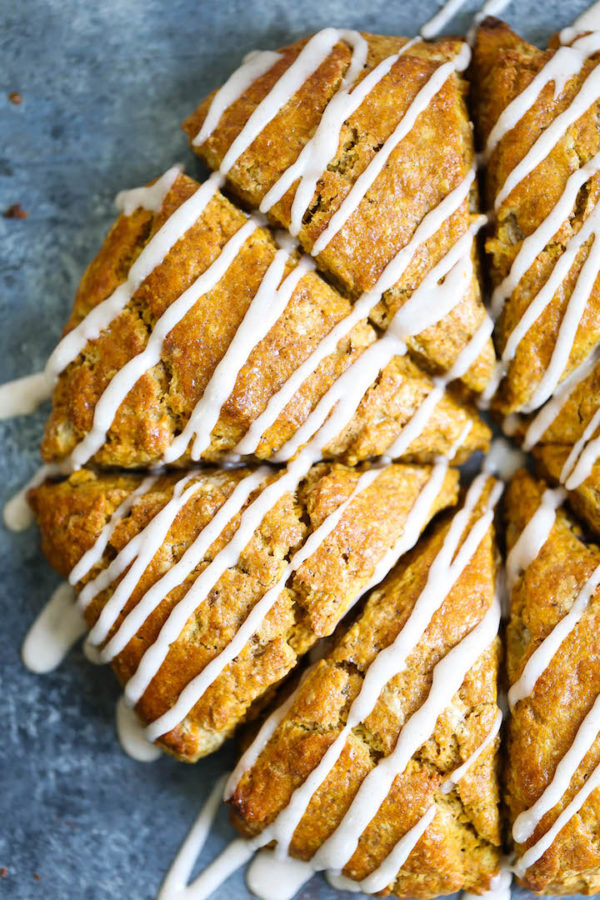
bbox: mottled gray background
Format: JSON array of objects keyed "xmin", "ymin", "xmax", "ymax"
[{"xmin": 0, "ymin": 0, "xmax": 591, "ymax": 897}]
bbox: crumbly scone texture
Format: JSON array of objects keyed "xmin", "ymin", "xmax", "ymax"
[
  {"xmin": 230, "ymin": 483, "xmax": 502, "ymax": 898},
  {"xmin": 28, "ymin": 463, "xmax": 458, "ymax": 762},
  {"xmin": 40, "ymin": 173, "xmax": 489, "ymax": 469},
  {"xmin": 505, "ymin": 470, "xmax": 600, "ymax": 893},
  {"xmin": 473, "ymin": 19, "xmax": 600, "ymax": 415},
  {"xmin": 183, "ymin": 33, "xmax": 495, "ymax": 393}
]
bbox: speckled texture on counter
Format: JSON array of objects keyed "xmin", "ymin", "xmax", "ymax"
[{"xmin": 0, "ymin": 1, "xmax": 593, "ymax": 898}]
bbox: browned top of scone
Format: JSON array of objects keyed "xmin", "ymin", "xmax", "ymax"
[
  {"xmin": 505, "ymin": 470, "xmax": 600, "ymax": 893},
  {"xmin": 28, "ymin": 462, "xmax": 458, "ymax": 763},
  {"xmin": 183, "ymin": 33, "xmax": 495, "ymax": 393},
  {"xmin": 230, "ymin": 479, "xmax": 501, "ymax": 897},
  {"xmin": 40, "ymin": 172, "xmax": 489, "ymax": 469},
  {"xmin": 473, "ymin": 19, "xmax": 600, "ymax": 415}
]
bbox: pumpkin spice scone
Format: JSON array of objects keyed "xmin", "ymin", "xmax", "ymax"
[
  {"xmin": 472, "ymin": 16, "xmax": 600, "ymax": 415},
  {"xmin": 28, "ymin": 460, "xmax": 458, "ymax": 761},
  {"xmin": 227, "ymin": 474, "xmax": 503, "ymax": 897},
  {"xmin": 505, "ymin": 469, "xmax": 600, "ymax": 893},
  {"xmin": 183, "ymin": 31, "xmax": 495, "ymax": 393},
  {"xmin": 40, "ymin": 168, "xmax": 489, "ymax": 471}
]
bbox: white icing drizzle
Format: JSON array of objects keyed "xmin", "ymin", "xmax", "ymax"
[
  {"xmin": 68, "ymin": 215, "xmax": 261, "ymax": 468},
  {"xmin": 309, "ymin": 580, "xmax": 501, "ymax": 877},
  {"xmin": 513, "ymin": 689, "xmax": 600, "ymax": 844},
  {"xmin": 69, "ymin": 475, "xmax": 158, "ymax": 584},
  {"xmin": 258, "ymin": 475, "xmax": 500, "ymax": 859},
  {"xmin": 193, "ymin": 51, "xmax": 281, "ymax": 146},
  {"xmin": 143, "ymin": 466, "xmax": 381, "ymax": 741},
  {"xmin": 420, "ymin": 0, "xmax": 471, "ymax": 39},
  {"xmin": 483, "ymin": 44, "xmax": 600, "ymax": 163},
  {"xmin": 103, "ymin": 468, "xmax": 271, "ymax": 672},
  {"xmin": 513, "ymin": 757, "xmax": 600, "ymax": 877},
  {"xmin": 45, "ymin": 171, "xmax": 223, "ymax": 392},
  {"xmin": 163, "ymin": 252, "xmax": 315, "ymax": 464},
  {"xmin": 261, "ymin": 41, "xmax": 416, "ymax": 232},
  {"xmin": 0, "ymin": 372, "xmax": 52, "ymax": 420},
  {"xmin": 560, "ymin": 1, "xmax": 600, "ymax": 45},
  {"xmin": 217, "ymin": 30, "xmax": 368, "ymax": 177},
  {"xmin": 495, "ymin": 201, "xmax": 600, "ymax": 412},
  {"xmin": 442, "ymin": 707, "xmax": 503, "ymax": 793},
  {"xmin": 489, "ymin": 148, "xmax": 600, "ymax": 321},
  {"xmin": 21, "ymin": 582, "xmax": 86, "ymax": 674},
  {"xmin": 505, "ymin": 488, "xmax": 565, "ymax": 592},
  {"xmin": 224, "ymin": 674, "xmax": 310, "ymax": 800},
  {"xmin": 464, "ymin": 861, "xmax": 513, "ymax": 900},
  {"xmin": 4, "ymin": 462, "xmax": 67, "ymax": 532},
  {"xmin": 115, "ymin": 695, "xmax": 162, "ymax": 763},
  {"xmin": 326, "ymin": 871, "xmax": 363, "ymax": 892},
  {"xmin": 160, "ymin": 596, "xmax": 502, "ymax": 900},
  {"xmin": 272, "ymin": 334, "xmax": 400, "ymax": 463},
  {"xmin": 311, "ymin": 43, "xmax": 471, "ymax": 256},
  {"xmin": 115, "ymin": 165, "xmax": 183, "ymax": 216},
  {"xmin": 79, "ymin": 472, "xmax": 203, "ymax": 626},
  {"xmin": 495, "ymin": 62, "xmax": 600, "ymax": 212},
  {"xmin": 523, "ymin": 347, "xmax": 600, "ymax": 450},
  {"xmin": 237, "ymin": 167, "xmax": 476, "ymax": 458},
  {"xmin": 509, "ymin": 562, "xmax": 600, "ymax": 710},
  {"xmin": 157, "ymin": 775, "xmax": 255, "ymax": 900},
  {"xmin": 246, "ymin": 850, "xmax": 315, "ymax": 900},
  {"xmin": 561, "ymin": 405, "xmax": 600, "ymax": 488},
  {"xmin": 389, "ymin": 219, "xmax": 483, "ymax": 341},
  {"xmin": 484, "ymin": 437, "xmax": 527, "ymax": 481},
  {"xmin": 359, "ymin": 804, "xmax": 437, "ymax": 894}
]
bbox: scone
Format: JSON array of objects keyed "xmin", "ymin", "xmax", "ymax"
[
  {"xmin": 473, "ymin": 17, "xmax": 600, "ymax": 415},
  {"xmin": 505, "ymin": 470, "xmax": 600, "ymax": 893},
  {"xmin": 228, "ymin": 475, "xmax": 502, "ymax": 897},
  {"xmin": 183, "ymin": 32, "xmax": 495, "ymax": 393},
  {"xmin": 28, "ymin": 461, "xmax": 458, "ymax": 761},
  {"xmin": 40, "ymin": 169, "xmax": 489, "ymax": 470}
]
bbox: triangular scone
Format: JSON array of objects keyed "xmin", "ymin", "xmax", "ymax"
[
  {"xmin": 28, "ymin": 461, "xmax": 458, "ymax": 762},
  {"xmin": 229, "ymin": 476, "xmax": 502, "ymax": 897},
  {"xmin": 473, "ymin": 19, "xmax": 600, "ymax": 416},
  {"xmin": 505, "ymin": 470, "xmax": 600, "ymax": 893},
  {"xmin": 533, "ymin": 444, "xmax": 600, "ymax": 537},
  {"xmin": 40, "ymin": 171, "xmax": 489, "ymax": 470},
  {"xmin": 183, "ymin": 33, "xmax": 495, "ymax": 393}
]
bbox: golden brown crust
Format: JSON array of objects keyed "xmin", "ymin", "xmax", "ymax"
[
  {"xmin": 473, "ymin": 20, "xmax": 600, "ymax": 415},
  {"xmin": 230, "ymin": 482, "xmax": 502, "ymax": 897},
  {"xmin": 183, "ymin": 33, "xmax": 495, "ymax": 392},
  {"xmin": 40, "ymin": 173, "xmax": 489, "ymax": 469},
  {"xmin": 28, "ymin": 462, "xmax": 458, "ymax": 762},
  {"xmin": 505, "ymin": 470, "xmax": 600, "ymax": 893}
]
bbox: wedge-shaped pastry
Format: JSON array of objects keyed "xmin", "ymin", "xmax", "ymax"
[
  {"xmin": 183, "ymin": 32, "xmax": 495, "ymax": 393},
  {"xmin": 505, "ymin": 469, "xmax": 600, "ymax": 893},
  {"xmin": 40, "ymin": 169, "xmax": 489, "ymax": 470},
  {"xmin": 228, "ymin": 474, "xmax": 502, "ymax": 897},
  {"xmin": 473, "ymin": 18, "xmax": 600, "ymax": 415},
  {"xmin": 28, "ymin": 460, "xmax": 458, "ymax": 762}
]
